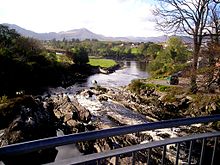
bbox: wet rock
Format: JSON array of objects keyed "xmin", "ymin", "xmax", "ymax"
[
  {"xmin": 64, "ymin": 113, "xmax": 73, "ymax": 122},
  {"xmin": 81, "ymin": 89, "xmax": 94, "ymax": 98},
  {"xmin": 211, "ymin": 102, "xmax": 217, "ymax": 111},
  {"xmin": 186, "ymin": 96, "xmax": 193, "ymax": 102},
  {"xmin": 140, "ymin": 87, "xmax": 155, "ymax": 96},
  {"xmin": 0, "ymin": 96, "xmax": 57, "ymax": 164},
  {"xmin": 66, "ymin": 119, "xmax": 78, "ymax": 127},
  {"xmin": 48, "ymin": 94, "xmax": 92, "ymax": 135},
  {"xmin": 1, "ymin": 96, "xmax": 56, "ymax": 145},
  {"xmin": 158, "ymin": 93, "xmax": 167, "ymax": 101},
  {"xmin": 72, "ymin": 97, "xmax": 92, "ymax": 123},
  {"xmin": 97, "ymin": 94, "xmax": 109, "ymax": 101}
]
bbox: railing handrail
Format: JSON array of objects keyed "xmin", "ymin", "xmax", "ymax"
[
  {"xmin": 47, "ymin": 131, "xmax": 220, "ymax": 165},
  {"xmin": 1, "ymin": 114, "xmax": 220, "ymax": 158}
]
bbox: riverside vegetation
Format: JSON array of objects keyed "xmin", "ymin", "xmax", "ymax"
[{"xmin": 0, "ymin": 23, "xmax": 220, "ymax": 164}]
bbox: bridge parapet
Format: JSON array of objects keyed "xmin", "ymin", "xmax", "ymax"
[{"xmin": 1, "ymin": 115, "xmax": 220, "ymax": 165}]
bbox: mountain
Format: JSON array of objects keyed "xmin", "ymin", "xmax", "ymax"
[
  {"xmin": 59, "ymin": 28, "xmax": 107, "ymax": 41},
  {"xmin": 3, "ymin": 23, "xmax": 193, "ymax": 43},
  {"xmin": 3, "ymin": 23, "xmax": 59, "ymax": 40}
]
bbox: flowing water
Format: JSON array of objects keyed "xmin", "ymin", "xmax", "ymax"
[
  {"xmin": 49, "ymin": 60, "xmax": 150, "ymax": 125},
  {"xmin": 86, "ymin": 61, "xmax": 149, "ymax": 87},
  {"xmin": 50, "ymin": 61, "xmax": 150, "ymax": 161},
  {"xmin": 48, "ymin": 61, "xmax": 149, "ymax": 94}
]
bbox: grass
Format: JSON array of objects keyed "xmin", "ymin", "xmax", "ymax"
[
  {"xmin": 88, "ymin": 58, "xmax": 117, "ymax": 68},
  {"xmin": 45, "ymin": 53, "xmax": 73, "ymax": 64},
  {"xmin": 131, "ymin": 48, "xmax": 141, "ymax": 55},
  {"xmin": 129, "ymin": 79, "xmax": 181, "ymax": 96},
  {"xmin": 56, "ymin": 54, "xmax": 73, "ymax": 64}
]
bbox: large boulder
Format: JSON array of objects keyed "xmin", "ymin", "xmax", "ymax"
[
  {"xmin": 48, "ymin": 94, "xmax": 92, "ymax": 133},
  {"xmin": 0, "ymin": 96, "xmax": 57, "ymax": 164}
]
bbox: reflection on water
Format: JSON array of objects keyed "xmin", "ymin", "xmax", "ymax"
[
  {"xmin": 48, "ymin": 61, "xmax": 149, "ymax": 95},
  {"xmin": 86, "ymin": 61, "xmax": 149, "ymax": 87},
  {"xmin": 126, "ymin": 61, "xmax": 131, "ymax": 67},
  {"xmin": 137, "ymin": 61, "xmax": 148, "ymax": 72}
]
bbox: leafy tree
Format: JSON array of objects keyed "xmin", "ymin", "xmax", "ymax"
[
  {"xmin": 166, "ymin": 37, "xmax": 189, "ymax": 63},
  {"xmin": 148, "ymin": 37, "xmax": 191, "ymax": 77},
  {"xmin": 67, "ymin": 47, "xmax": 89, "ymax": 65},
  {"xmin": 0, "ymin": 24, "xmax": 20, "ymax": 48},
  {"xmin": 146, "ymin": 43, "xmax": 163, "ymax": 60},
  {"xmin": 13, "ymin": 37, "xmax": 43, "ymax": 62},
  {"xmin": 0, "ymin": 24, "xmax": 66, "ymax": 95}
]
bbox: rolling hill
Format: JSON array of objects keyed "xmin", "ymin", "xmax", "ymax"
[{"xmin": 3, "ymin": 23, "xmax": 193, "ymax": 43}]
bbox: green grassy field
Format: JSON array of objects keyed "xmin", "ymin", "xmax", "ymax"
[
  {"xmin": 88, "ymin": 58, "xmax": 117, "ymax": 68},
  {"xmin": 131, "ymin": 48, "xmax": 141, "ymax": 55}
]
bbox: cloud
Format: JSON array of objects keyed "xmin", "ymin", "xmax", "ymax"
[{"xmin": 0, "ymin": 0, "xmax": 161, "ymax": 37}]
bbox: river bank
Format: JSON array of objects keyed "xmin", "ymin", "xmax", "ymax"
[
  {"xmin": 1, "ymin": 83, "xmax": 219, "ymax": 164},
  {"xmin": 1, "ymin": 61, "xmax": 219, "ymax": 164}
]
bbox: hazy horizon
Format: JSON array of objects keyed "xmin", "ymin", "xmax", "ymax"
[{"xmin": 0, "ymin": 0, "xmax": 165, "ymax": 38}]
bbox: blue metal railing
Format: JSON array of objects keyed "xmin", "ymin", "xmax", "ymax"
[
  {"xmin": 48, "ymin": 132, "xmax": 220, "ymax": 165},
  {"xmin": 1, "ymin": 114, "xmax": 220, "ymax": 164}
]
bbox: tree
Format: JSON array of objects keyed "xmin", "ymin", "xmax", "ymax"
[
  {"xmin": 13, "ymin": 37, "xmax": 43, "ymax": 62},
  {"xmin": 67, "ymin": 47, "xmax": 89, "ymax": 65},
  {"xmin": 206, "ymin": 2, "xmax": 220, "ymax": 44},
  {"xmin": 154, "ymin": 0, "xmax": 210, "ymax": 93},
  {"xmin": 166, "ymin": 36, "xmax": 189, "ymax": 63},
  {"xmin": 146, "ymin": 43, "xmax": 163, "ymax": 60},
  {"xmin": 0, "ymin": 24, "xmax": 20, "ymax": 48}
]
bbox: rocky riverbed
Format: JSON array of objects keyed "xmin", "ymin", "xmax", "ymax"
[
  {"xmin": 0, "ymin": 84, "xmax": 219, "ymax": 164},
  {"xmin": 50, "ymin": 85, "xmax": 219, "ymax": 164}
]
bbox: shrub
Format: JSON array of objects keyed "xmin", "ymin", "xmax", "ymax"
[
  {"xmin": 128, "ymin": 80, "xmax": 147, "ymax": 94},
  {"xmin": 0, "ymin": 95, "xmax": 8, "ymax": 104},
  {"xmin": 67, "ymin": 47, "xmax": 89, "ymax": 65}
]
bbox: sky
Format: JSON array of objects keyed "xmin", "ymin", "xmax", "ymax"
[{"xmin": 0, "ymin": 0, "xmax": 163, "ymax": 37}]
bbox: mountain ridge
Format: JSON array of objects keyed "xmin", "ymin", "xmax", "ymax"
[{"xmin": 3, "ymin": 23, "xmax": 192, "ymax": 43}]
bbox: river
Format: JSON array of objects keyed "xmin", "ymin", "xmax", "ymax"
[
  {"xmin": 86, "ymin": 61, "xmax": 149, "ymax": 87},
  {"xmin": 51, "ymin": 61, "xmax": 150, "ymax": 162},
  {"xmin": 48, "ymin": 61, "xmax": 149, "ymax": 94}
]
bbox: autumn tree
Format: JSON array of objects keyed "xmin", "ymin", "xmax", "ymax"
[{"xmin": 154, "ymin": 0, "xmax": 210, "ymax": 93}]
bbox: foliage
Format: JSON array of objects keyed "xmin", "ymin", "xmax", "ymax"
[
  {"xmin": 0, "ymin": 24, "xmax": 76, "ymax": 96},
  {"xmin": 148, "ymin": 37, "xmax": 191, "ymax": 78},
  {"xmin": 188, "ymin": 94, "xmax": 220, "ymax": 116},
  {"xmin": 0, "ymin": 95, "xmax": 8, "ymax": 104},
  {"xmin": 131, "ymin": 47, "xmax": 141, "ymax": 55},
  {"xmin": 67, "ymin": 47, "xmax": 89, "ymax": 65},
  {"xmin": 0, "ymin": 24, "xmax": 20, "ymax": 47},
  {"xmin": 146, "ymin": 43, "xmax": 163, "ymax": 60},
  {"xmin": 148, "ymin": 49, "xmax": 173, "ymax": 77},
  {"xmin": 128, "ymin": 79, "xmax": 147, "ymax": 94},
  {"xmin": 156, "ymin": 84, "xmax": 171, "ymax": 92},
  {"xmin": 88, "ymin": 58, "xmax": 117, "ymax": 68},
  {"xmin": 154, "ymin": 0, "xmax": 218, "ymax": 93},
  {"xmin": 43, "ymin": 39, "xmax": 150, "ymax": 60},
  {"xmin": 128, "ymin": 79, "xmax": 172, "ymax": 94},
  {"xmin": 166, "ymin": 37, "xmax": 189, "ymax": 63}
]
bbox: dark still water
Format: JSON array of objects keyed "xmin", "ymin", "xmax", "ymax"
[{"xmin": 86, "ymin": 61, "xmax": 149, "ymax": 87}]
